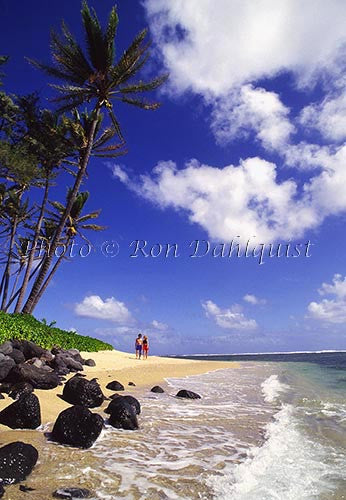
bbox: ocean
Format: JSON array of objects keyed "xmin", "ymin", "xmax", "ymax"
[{"xmin": 4, "ymin": 351, "xmax": 346, "ymax": 499}]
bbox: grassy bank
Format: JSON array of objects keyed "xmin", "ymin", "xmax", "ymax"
[{"xmin": 0, "ymin": 311, "xmax": 113, "ymax": 352}]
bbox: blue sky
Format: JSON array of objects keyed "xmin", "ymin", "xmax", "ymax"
[{"xmin": 2, "ymin": 0, "xmax": 346, "ymax": 354}]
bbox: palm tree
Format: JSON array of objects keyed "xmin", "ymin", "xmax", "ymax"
[
  {"xmin": 13, "ymin": 96, "xmax": 78, "ymax": 312},
  {"xmin": 3, "ymin": 236, "xmax": 30, "ymax": 312},
  {"xmin": 0, "ymin": 188, "xmax": 33, "ymax": 310},
  {"xmin": 32, "ymin": 190, "xmax": 105, "ymax": 306},
  {"xmin": 0, "ymin": 56, "xmax": 8, "ymax": 86},
  {"xmin": 23, "ymin": 1, "xmax": 167, "ymax": 314}
]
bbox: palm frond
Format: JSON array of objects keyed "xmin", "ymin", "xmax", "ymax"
[
  {"xmin": 118, "ymin": 74, "xmax": 169, "ymax": 94},
  {"xmin": 81, "ymin": 1, "xmax": 105, "ymax": 71},
  {"xmin": 108, "ymin": 109, "xmax": 124, "ymax": 141},
  {"xmin": 80, "ymin": 223, "xmax": 106, "ymax": 231},
  {"xmin": 77, "ymin": 210, "xmax": 101, "ymax": 223},
  {"xmin": 105, "ymin": 6, "xmax": 119, "ymax": 67},
  {"xmin": 120, "ymin": 96, "xmax": 161, "ymax": 110}
]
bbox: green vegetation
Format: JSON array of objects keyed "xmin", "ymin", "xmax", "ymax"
[{"xmin": 0, "ymin": 311, "xmax": 113, "ymax": 352}]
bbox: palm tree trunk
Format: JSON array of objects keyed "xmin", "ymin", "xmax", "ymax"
[
  {"xmin": 22, "ymin": 106, "xmax": 101, "ymax": 314},
  {"xmin": 32, "ymin": 237, "xmax": 71, "ymax": 306},
  {"xmin": 4, "ymin": 258, "xmax": 43, "ymax": 311},
  {"xmin": 14, "ymin": 176, "xmax": 50, "ymax": 313},
  {"xmin": 0, "ymin": 217, "xmax": 18, "ymax": 310},
  {"xmin": 4, "ymin": 263, "xmax": 23, "ymax": 312}
]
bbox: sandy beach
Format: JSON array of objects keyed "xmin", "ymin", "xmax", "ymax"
[{"xmin": 0, "ymin": 350, "xmax": 236, "ymax": 426}]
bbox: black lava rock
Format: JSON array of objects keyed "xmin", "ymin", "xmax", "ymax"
[
  {"xmin": 176, "ymin": 390, "xmax": 201, "ymax": 399},
  {"xmin": 7, "ymin": 348, "xmax": 25, "ymax": 365},
  {"xmin": 0, "ymin": 394, "xmax": 3, "ymax": 400},
  {"xmin": 106, "ymin": 395, "xmax": 141, "ymax": 415},
  {"xmin": 0, "ymin": 441, "xmax": 38, "ymax": 485},
  {"xmin": 9, "ymin": 382, "xmax": 34, "ymax": 400},
  {"xmin": 0, "ymin": 484, "xmax": 4, "ymax": 497},
  {"xmin": 19, "ymin": 485, "xmax": 35, "ymax": 492},
  {"xmin": 0, "ymin": 357, "xmax": 15, "ymax": 381},
  {"xmin": 107, "ymin": 398, "xmax": 138, "ymax": 430},
  {"xmin": 151, "ymin": 386, "xmax": 164, "ymax": 393},
  {"xmin": 11, "ymin": 340, "xmax": 47, "ymax": 361},
  {"xmin": 5, "ymin": 363, "xmax": 60, "ymax": 389},
  {"xmin": 52, "ymin": 354, "xmax": 84, "ymax": 373},
  {"xmin": 84, "ymin": 359, "xmax": 96, "ymax": 367},
  {"xmin": 128, "ymin": 382, "xmax": 136, "ymax": 386},
  {"xmin": 0, "ymin": 393, "xmax": 41, "ymax": 429},
  {"xmin": 105, "ymin": 380, "xmax": 124, "ymax": 391},
  {"xmin": 0, "ymin": 383, "xmax": 11, "ymax": 394},
  {"xmin": 52, "ymin": 487, "xmax": 91, "ymax": 498},
  {"xmin": 51, "ymin": 405, "xmax": 104, "ymax": 449},
  {"xmin": 62, "ymin": 375, "xmax": 104, "ymax": 408},
  {"xmin": 0, "ymin": 342, "xmax": 13, "ymax": 356}
]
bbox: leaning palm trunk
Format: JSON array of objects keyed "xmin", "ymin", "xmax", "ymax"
[
  {"xmin": 4, "ymin": 258, "xmax": 43, "ymax": 311},
  {"xmin": 22, "ymin": 108, "xmax": 100, "ymax": 314},
  {"xmin": 0, "ymin": 217, "xmax": 18, "ymax": 310},
  {"xmin": 31, "ymin": 236, "xmax": 72, "ymax": 307},
  {"xmin": 15, "ymin": 176, "xmax": 50, "ymax": 312},
  {"xmin": 5, "ymin": 262, "xmax": 24, "ymax": 312}
]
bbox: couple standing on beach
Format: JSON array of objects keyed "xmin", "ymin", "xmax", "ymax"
[{"xmin": 135, "ymin": 333, "xmax": 149, "ymax": 359}]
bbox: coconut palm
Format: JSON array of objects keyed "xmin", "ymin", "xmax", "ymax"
[
  {"xmin": 23, "ymin": 1, "xmax": 167, "ymax": 314},
  {"xmin": 0, "ymin": 188, "xmax": 33, "ymax": 310},
  {"xmin": 0, "ymin": 56, "xmax": 8, "ymax": 86},
  {"xmin": 13, "ymin": 96, "xmax": 78, "ymax": 313},
  {"xmin": 32, "ymin": 190, "xmax": 105, "ymax": 306},
  {"xmin": 2, "ymin": 236, "xmax": 31, "ymax": 312}
]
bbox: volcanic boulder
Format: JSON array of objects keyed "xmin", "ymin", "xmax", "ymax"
[
  {"xmin": 0, "ymin": 393, "xmax": 41, "ymax": 429},
  {"xmin": 51, "ymin": 405, "xmax": 104, "ymax": 449},
  {"xmin": 62, "ymin": 375, "xmax": 104, "ymax": 408},
  {"xmin": 0, "ymin": 357, "xmax": 15, "ymax": 381},
  {"xmin": 0, "ymin": 342, "xmax": 13, "ymax": 356},
  {"xmin": 107, "ymin": 397, "xmax": 138, "ymax": 430},
  {"xmin": 7, "ymin": 348, "xmax": 25, "ymax": 365},
  {"xmin": 106, "ymin": 395, "xmax": 141, "ymax": 415},
  {"xmin": 84, "ymin": 359, "xmax": 96, "ymax": 367},
  {"xmin": 0, "ymin": 441, "xmax": 38, "ymax": 485},
  {"xmin": 176, "ymin": 390, "xmax": 201, "ymax": 399},
  {"xmin": 105, "ymin": 380, "xmax": 124, "ymax": 391},
  {"xmin": 150, "ymin": 386, "xmax": 164, "ymax": 393},
  {"xmin": 5, "ymin": 363, "xmax": 60, "ymax": 389},
  {"xmin": 11, "ymin": 340, "xmax": 47, "ymax": 361}
]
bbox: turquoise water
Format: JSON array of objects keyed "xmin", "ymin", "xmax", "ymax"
[{"xmin": 209, "ymin": 357, "xmax": 346, "ymax": 499}]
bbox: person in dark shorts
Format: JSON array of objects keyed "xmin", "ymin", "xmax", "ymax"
[
  {"xmin": 135, "ymin": 333, "xmax": 143, "ymax": 359},
  {"xmin": 142, "ymin": 335, "xmax": 149, "ymax": 359}
]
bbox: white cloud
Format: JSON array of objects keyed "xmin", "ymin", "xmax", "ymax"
[
  {"xmin": 144, "ymin": 0, "xmax": 346, "ymax": 95},
  {"xmin": 151, "ymin": 319, "xmax": 169, "ymax": 331},
  {"xmin": 75, "ymin": 295, "xmax": 133, "ymax": 323},
  {"xmin": 243, "ymin": 294, "xmax": 266, "ymax": 305},
  {"xmin": 108, "ymin": 2, "xmax": 346, "ymax": 245},
  {"xmin": 300, "ymin": 93, "xmax": 346, "ymax": 142},
  {"xmin": 112, "ymin": 159, "xmax": 318, "ymax": 243},
  {"xmin": 307, "ymin": 274, "xmax": 346, "ymax": 324},
  {"xmin": 211, "ymin": 85, "xmax": 294, "ymax": 150},
  {"xmin": 112, "ymin": 138, "xmax": 346, "ymax": 243},
  {"xmin": 202, "ymin": 300, "xmax": 257, "ymax": 331}
]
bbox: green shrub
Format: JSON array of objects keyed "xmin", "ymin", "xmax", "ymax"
[{"xmin": 0, "ymin": 311, "xmax": 113, "ymax": 352}]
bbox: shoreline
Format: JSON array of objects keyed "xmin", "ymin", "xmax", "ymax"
[{"xmin": 0, "ymin": 349, "xmax": 238, "ymax": 427}]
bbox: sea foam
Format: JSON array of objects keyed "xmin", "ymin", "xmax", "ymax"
[
  {"xmin": 261, "ymin": 374, "xmax": 289, "ymax": 403},
  {"xmin": 208, "ymin": 403, "xmax": 339, "ymax": 500}
]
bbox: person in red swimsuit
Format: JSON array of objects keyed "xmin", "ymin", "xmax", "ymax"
[{"xmin": 142, "ymin": 335, "xmax": 149, "ymax": 359}]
